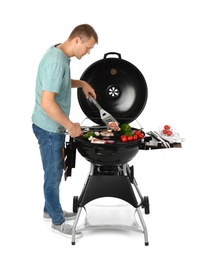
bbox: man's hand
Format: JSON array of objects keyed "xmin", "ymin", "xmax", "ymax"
[
  {"xmin": 81, "ymin": 81, "xmax": 96, "ymax": 99},
  {"xmin": 67, "ymin": 122, "xmax": 83, "ymax": 137}
]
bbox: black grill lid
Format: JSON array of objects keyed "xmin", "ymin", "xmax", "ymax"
[{"xmin": 77, "ymin": 52, "xmax": 148, "ymax": 125}]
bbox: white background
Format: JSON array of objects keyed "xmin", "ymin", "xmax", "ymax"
[{"xmin": 1, "ymin": 0, "xmax": 212, "ymax": 259}]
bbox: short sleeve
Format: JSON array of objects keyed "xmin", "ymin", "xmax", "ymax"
[{"xmin": 41, "ymin": 63, "xmax": 65, "ymax": 93}]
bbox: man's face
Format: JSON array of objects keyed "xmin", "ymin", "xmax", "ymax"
[{"xmin": 75, "ymin": 36, "xmax": 96, "ymax": 59}]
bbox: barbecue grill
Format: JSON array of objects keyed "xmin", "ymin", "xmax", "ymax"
[{"xmin": 64, "ymin": 53, "xmax": 180, "ymax": 245}]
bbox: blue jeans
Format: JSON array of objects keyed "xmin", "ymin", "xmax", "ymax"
[{"xmin": 32, "ymin": 124, "xmax": 65, "ymax": 225}]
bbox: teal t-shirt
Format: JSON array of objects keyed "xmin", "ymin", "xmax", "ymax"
[{"xmin": 32, "ymin": 45, "xmax": 71, "ymax": 133}]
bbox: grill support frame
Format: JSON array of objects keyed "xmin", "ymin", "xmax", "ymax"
[{"xmin": 71, "ymin": 163, "xmax": 149, "ymax": 246}]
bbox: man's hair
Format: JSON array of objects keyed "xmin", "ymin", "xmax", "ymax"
[{"xmin": 69, "ymin": 24, "xmax": 98, "ymax": 44}]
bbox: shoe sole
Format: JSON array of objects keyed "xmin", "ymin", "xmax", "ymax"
[{"xmin": 51, "ymin": 227, "xmax": 83, "ymax": 239}]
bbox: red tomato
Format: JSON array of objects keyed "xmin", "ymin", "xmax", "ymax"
[
  {"xmin": 133, "ymin": 134, "xmax": 138, "ymax": 141},
  {"xmin": 138, "ymin": 133, "xmax": 144, "ymax": 139},
  {"xmin": 134, "ymin": 130, "xmax": 141, "ymax": 136},
  {"xmin": 120, "ymin": 135, "xmax": 127, "ymax": 142},
  {"xmin": 164, "ymin": 125, "xmax": 170, "ymax": 130},
  {"xmin": 127, "ymin": 135, "xmax": 133, "ymax": 142},
  {"xmin": 162, "ymin": 129, "xmax": 167, "ymax": 135},
  {"xmin": 166, "ymin": 130, "xmax": 173, "ymax": 136}
]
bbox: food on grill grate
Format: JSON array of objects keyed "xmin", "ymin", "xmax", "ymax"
[
  {"xmin": 100, "ymin": 130, "xmax": 114, "ymax": 137},
  {"xmin": 108, "ymin": 121, "xmax": 120, "ymax": 131},
  {"xmin": 89, "ymin": 137, "xmax": 107, "ymax": 144}
]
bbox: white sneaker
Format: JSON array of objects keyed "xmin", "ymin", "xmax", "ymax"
[{"xmin": 51, "ymin": 221, "xmax": 82, "ymax": 239}]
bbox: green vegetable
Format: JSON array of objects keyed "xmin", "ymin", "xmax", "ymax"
[
  {"xmin": 120, "ymin": 123, "xmax": 132, "ymax": 134},
  {"xmin": 125, "ymin": 130, "xmax": 134, "ymax": 136},
  {"xmin": 83, "ymin": 132, "xmax": 95, "ymax": 139}
]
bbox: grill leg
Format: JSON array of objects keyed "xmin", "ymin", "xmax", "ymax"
[
  {"xmin": 71, "ymin": 207, "xmax": 82, "ymax": 245},
  {"xmin": 136, "ymin": 208, "xmax": 149, "ymax": 246}
]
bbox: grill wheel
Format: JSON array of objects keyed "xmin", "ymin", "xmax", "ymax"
[{"xmin": 73, "ymin": 196, "xmax": 79, "ymax": 213}]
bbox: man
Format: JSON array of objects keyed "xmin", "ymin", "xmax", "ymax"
[{"xmin": 32, "ymin": 24, "xmax": 98, "ymax": 238}]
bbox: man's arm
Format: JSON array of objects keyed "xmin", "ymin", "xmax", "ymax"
[
  {"xmin": 71, "ymin": 79, "xmax": 96, "ymax": 99},
  {"xmin": 40, "ymin": 90, "xmax": 82, "ymax": 137}
]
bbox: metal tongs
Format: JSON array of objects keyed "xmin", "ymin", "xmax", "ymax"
[
  {"xmin": 89, "ymin": 96, "xmax": 119, "ymax": 127},
  {"xmin": 148, "ymin": 131, "xmax": 170, "ymax": 148}
]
